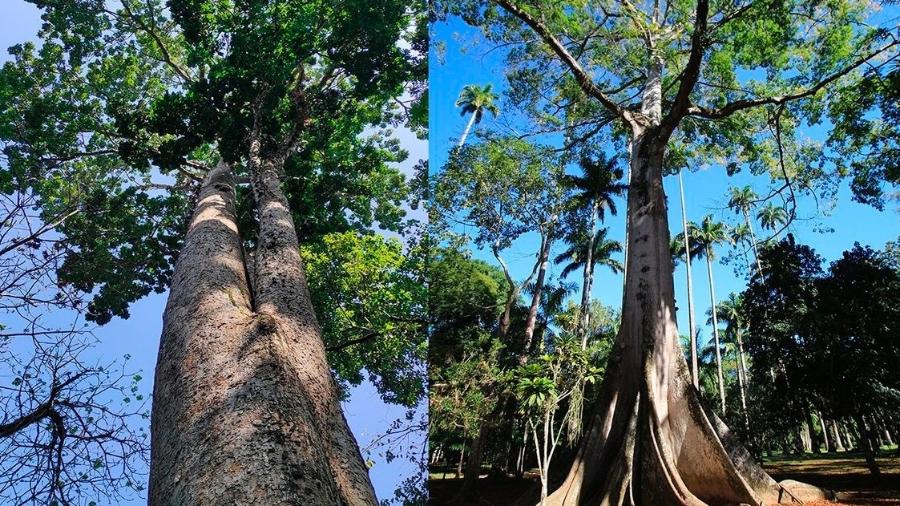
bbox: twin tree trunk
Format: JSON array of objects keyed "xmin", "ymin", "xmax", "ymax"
[
  {"xmin": 544, "ymin": 129, "xmax": 827, "ymax": 506},
  {"xmin": 149, "ymin": 162, "xmax": 377, "ymax": 505}
]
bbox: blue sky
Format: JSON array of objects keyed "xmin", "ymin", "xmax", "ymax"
[
  {"xmin": 0, "ymin": 2, "xmax": 424, "ymax": 504},
  {"xmin": 430, "ymin": 16, "xmax": 899, "ymax": 353}
]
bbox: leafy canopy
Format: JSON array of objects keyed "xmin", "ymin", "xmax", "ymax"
[{"xmin": 0, "ymin": 0, "xmax": 424, "ymax": 323}]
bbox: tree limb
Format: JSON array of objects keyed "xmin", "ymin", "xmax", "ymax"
[
  {"xmin": 687, "ymin": 41, "xmax": 899, "ymax": 119},
  {"xmin": 662, "ymin": 0, "xmax": 709, "ymax": 132},
  {"xmin": 492, "ymin": 0, "xmax": 634, "ymax": 126}
]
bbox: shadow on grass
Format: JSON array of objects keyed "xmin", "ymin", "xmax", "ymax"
[
  {"xmin": 427, "ymin": 450, "xmax": 900, "ymax": 505},
  {"xmin": 765, "ymin": 450, "xmax": 900, "ymax": 505}
]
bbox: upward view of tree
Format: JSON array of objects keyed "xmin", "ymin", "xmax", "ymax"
[
  {"xmin": 0, "ymin": 1, "xmax": 426, "ymax": 504},
  {"xmin": 455, "ymin": 84, "xmax": 500, "ymax": 147},
  {"xmin": 439, "ymin": 0, "xmax": 897, "ymax": 500}
]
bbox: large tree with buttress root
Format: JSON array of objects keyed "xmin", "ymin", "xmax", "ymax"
[{"xmin": 438, "ymin": 0, "xmax": 897, "ymax": 503}]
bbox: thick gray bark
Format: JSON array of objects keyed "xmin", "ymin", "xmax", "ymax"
[
  {"xmin": 543, "ymin": 131, "xmax": 826, "ymax": 506},
  {"xmin": 149, "ymin": 161, "xmax": 376, "ymax": 505}
]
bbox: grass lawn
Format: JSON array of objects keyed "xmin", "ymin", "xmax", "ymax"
[{"xmin": 764, "ymin": 450, "xmax": 900, "ymax": 505}]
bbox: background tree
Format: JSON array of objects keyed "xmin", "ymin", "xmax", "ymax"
[
  {"xmin": 728, "ymin": 186, "xmax": 764, "ymax": 277},
  {"xmin": 695, "ymin": 216, "xmax": 731, "ymax": 413},
  {"xmin": 455, "ymin": 83, "xmax": 500, "ymax": 147},
  {"xmin": 676, "ymin": 168, "xmax": 699, "ymax": 386},
  {"xmin": 555, "ymin": 227, "xmax": 623, "ymax": 349},
  {"xmin": 515, "ymin": 337, "xmax": 600, "ymax": 504},
  {"xmin": 757, "ymin": 203, "xmax": 789, "ymax": 240},
  {"xmin": 714, "ymin": 293, "xmax": 751, "ymax": 434},
  {"xmin": 433, "ymin": 138, "xmax": 565, "ymax": 355},
  {"xmin": 558, "ymin": 153, "xmax": 626, "ymax": 347}
]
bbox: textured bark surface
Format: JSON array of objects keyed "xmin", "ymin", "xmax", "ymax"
[
  {"xmin": 149, "ymin": 162, "xmax": 376, "ymax": 505},
  {"xmin": 542, "ymin": 134, "xmax": 827, "ymax": 506}
]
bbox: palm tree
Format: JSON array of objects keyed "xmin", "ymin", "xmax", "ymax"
[
  {"xmin": 712, "ymin": 293, "xmax": 751, "ymax": 433},
  {"xmin": 677, "ymin": 169, "xmax": 699, "ymax": 387},
  {"xmin": 757, "ymin": 203, "xmax": 788, "ymax": 239},
  {"xmin": 730, "ymin": 223, "xmax": 756, "ymax": 278},
  {"xmin": 727, "ymin": 186, "xmax": 764, "ymax": 277},
  {"xmin": 555, "ymin": 228, "xmax": 623, "ymax": 349},
  {"xmin": 558, "ymin": 155, "xmax": 626, "ymax": 348},
  {"xmin": 455, "ymin": 84, "xmax": 500, "ymax": 147},
  {"xmin": 691, "ymin": 215, "xmax": 731, "ymax": 413}
]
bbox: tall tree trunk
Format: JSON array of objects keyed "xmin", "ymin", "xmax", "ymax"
[
  {"xmin": 854, "ymin": 414, "xmax": 881, "ymax": 476},
  {"xmin": 149, "ymin": 162, "xmax": 376, "ymax": 505},
  {"xmin": 805, "ymin": 411, "xmax": 822, "ymax": 453},
  {"xmin": 735, "ymin": 327, "xmax": 750, "ymax": 436},
  {"xmin": 461, "ymin": 422, "xmax": 487, "ymax": 494},
  {"xmin": 456, "ymin": 442, "xmax": 465, "ymax": 479},
  {"xmin": 458, "ymin": 111, "xmax": 478, "ymax": 147},
  {"xmin": 705, "ymin": 249, "xmax": 727, "ymax": 414},
  {"xmin": 742, "ymin": 208, "xmax": 764, "ymax": 280},
  {"xmin": 543, "ymin": 123, "xmax": 825, "ymax": 504},
  {"xmin": 818, "ymin": 412, "xmax": 830, "ymax": 453},
  {"xmin": 579, "ymin": 201, "xmax": 599, "ymax": 349},
  {"xmin": 522, "ymin": 233, "xmax": 551, "ymax": 361},
  {"xmin": 677, "ymin": 169, "xmax": 699, "ymax": 388},
  {"xmin": 800, "ymin": 422, "xmax": 812, "ymax": 453},
  {"xmin": 495, "ymin": 250, "xmax": 519, "ymax": 340},
  {"xmin": 830, "ymin": 420, "xmax": 846, "ymax": 452}
]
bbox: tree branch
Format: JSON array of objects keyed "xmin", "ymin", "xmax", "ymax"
[
  {"xmin": 326, "ymin": 330, "xmax": 379, "ymax": 352},
  {"xmin": 492, "ymin": 0, "xmax": 634, "ymax": 126},
  {"xmin": 117, "ymin": 1, "xmax": 194, "ymax": 82},
  {"xmin": 661, "ymin": 0, "xmax": 709, "ymax": 132},
  {"xmin": 687, "ymin": 40, "xmax": 898, "ymax": 119}
]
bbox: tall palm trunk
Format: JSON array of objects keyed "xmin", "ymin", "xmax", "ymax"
[
  {"xmin": 578, "ymin": 201, "xmax": 599, "ymax": 349},
  {"xmin": 149, "ymin": 161, "xmax": 377, "ymax": 505},
  {"xmin": 458, "ymin": 111, "xmax": 478, "ymax": 147},
  {"xmin": 735, "ymin": 326, "xmax": 750, "ymax": 432},
  {"xmin": 705, "ymin": 246, "xmax": 727, "ymax": 413},
  {"xmin": 742, "ymin": 207, "xmax": 764, "ymax": 279},
  {"xmin": 677, "ymin": 169, "xmax": 699, "ymax": 387}
]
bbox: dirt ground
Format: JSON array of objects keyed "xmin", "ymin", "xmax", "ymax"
[
  {"xmin": 766, "ymin": 453, "xmax": 900, "ymax": 505},
  {"xmin": 428, "ymin": 452, "xmax": 900, "ymax": 505}
]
